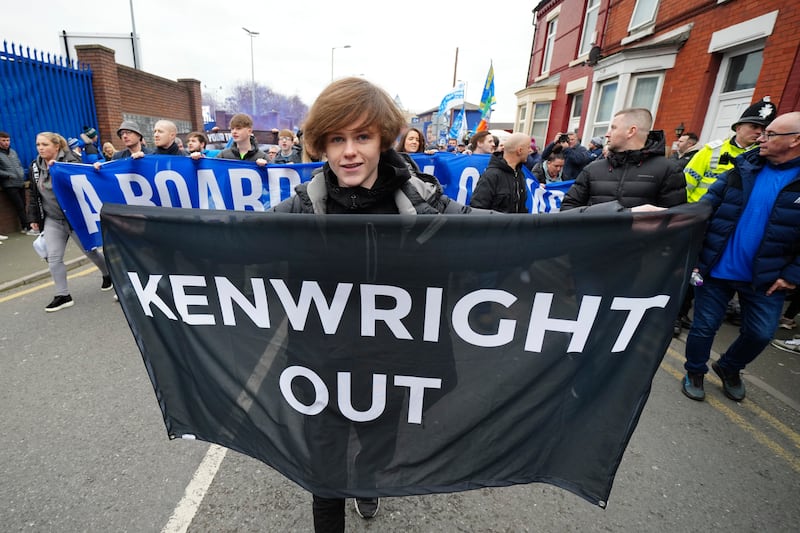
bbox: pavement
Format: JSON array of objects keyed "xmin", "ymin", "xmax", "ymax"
[{"xmin": 0, "ymin": 230, "xmax": 90, "ymax": 292}]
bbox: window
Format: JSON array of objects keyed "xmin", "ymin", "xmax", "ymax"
[
  {"xmin": 568, "ymin": 93, "xmax": 584, "ymax": 133},
  {"xmin": 530, "ymin": 102, "xmax": 552, "ymax": 142},
  {"xmin": 542, "ymin": 17, "xmax": 558, "ymax": 74},
  {"xmin": 629, "ymin": 0, "xmax": 659, "ymax": 32},
  {"xmin": 591, "ymin": 81, "xmax": 618, "ymax": 139},
  {"xmin": 579, "ymin": 0, "xmax": 601, "ymax": 56},
  {"xmin": 629, "ymin": 75, "xmax": 660, "ymax": 113},
  {"xmin": 723, "ymin": 50, "xmax": 763, "ymax": 92},
  {"xmin": 517, "ymin": 105, "xmax": 528, "ymax": 132}
]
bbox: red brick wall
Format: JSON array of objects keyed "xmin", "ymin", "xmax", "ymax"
[
  {"xmin": 601, "ymin": 0, "xmax": 797, "ymax": 137},
  {"xmin": 75, "ymin": 45, "xmax": 202, "ymax": 151},
  {"xmin": 528, "ymin": 0, "xmax": 597, "ymax": 139},
  {"xmin": 524, "ymin": 0, "xmax": 796, "ymax": 147}
]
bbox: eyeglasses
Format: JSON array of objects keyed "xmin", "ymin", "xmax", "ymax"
[
  {"xmin": 279, "ymin": 136, "xmax": 292, "ymax": 141},
  {"xmin": 760, "ymin": 131, "xmax": 800, "ymax": 140}
]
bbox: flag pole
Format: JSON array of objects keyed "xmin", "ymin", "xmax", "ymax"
[{"xmin": 452, "ymin": 47, "xmax": 459, "ymax": 87}]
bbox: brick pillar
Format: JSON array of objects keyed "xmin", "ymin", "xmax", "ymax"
[
  {"xmin": 75, "ymin": 45, "xmax": 123, "ymax": 149},
  {"xmin": 178, "ymin": 79, "xmax": 204, "ymax": 132}
]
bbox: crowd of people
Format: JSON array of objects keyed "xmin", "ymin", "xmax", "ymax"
[
  {"xmin": 273, "ymin": 83, "xmax": 799, "ymax": 532},
  {"xmin": 2, "ymin": 75, "xmax": 798, "ymax": 532}
]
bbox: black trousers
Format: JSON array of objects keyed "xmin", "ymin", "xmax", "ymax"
[{"xmin": 312, "ymin": 495, "xmax": 345, "ymax": 533}]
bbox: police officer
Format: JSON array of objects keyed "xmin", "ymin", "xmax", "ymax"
[{"xmin": 684, "ymin": 97, "xmax": 777, "ymax": 202}]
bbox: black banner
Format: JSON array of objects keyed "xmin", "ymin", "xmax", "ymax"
[{"xmin": 101, "ymin": 203, "xmax": 709, "ymax": 507}]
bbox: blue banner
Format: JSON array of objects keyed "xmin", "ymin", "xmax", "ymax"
[{"xmin": 50, "ymin": 154, "xmax": 572, "ymax": 251}]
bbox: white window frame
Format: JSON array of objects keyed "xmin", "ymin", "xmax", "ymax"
[
  {"xmin": 628, "ymin": 0, "xmax": 660, "ymax": 33},
  {"xmin": 568, "ymin": 93, "xmax": 584, "ymax": 134},
  {"xmin": 517, "ymin": 106, "xmax": 528, "ymax": 133},
  {"xmin": 579, "ymin": 0, "xmax": 601, "ymax": 57},
  {"xmin": 590, "ymin": 81, "xmax": 618, "ymax": 140},
  {"xmin": 625, "ymin": 73, "xmax": 664, "ymax": 116},
  {"xmin": 530, "ymin": 102, "xmax": 552, "ymax": 141},
  {"xmin": 541, "ymin": 16, "xmax": 559, "ymax": 75},
  {"xmin": 584, "ymin": 24, "xmax": 688, "ymax": 141}
]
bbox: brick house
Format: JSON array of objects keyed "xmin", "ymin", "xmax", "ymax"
[{"xmin": 515, "ymin": 0, "xmax": 800, "ymax": 148}]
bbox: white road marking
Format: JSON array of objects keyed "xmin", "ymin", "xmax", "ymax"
[{"xmin": 161, "ymin": 444, "xmax": 228, "ymax": 533}]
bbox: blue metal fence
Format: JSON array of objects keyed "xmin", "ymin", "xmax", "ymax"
[{"xmin": 0, "ymin": 41, "xmax": 98, "ymax": 173}]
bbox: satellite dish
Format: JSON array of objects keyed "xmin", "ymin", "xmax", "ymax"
[{"xmin": 587, "ymin": 46, "xmax": 602, "ymax": 66}]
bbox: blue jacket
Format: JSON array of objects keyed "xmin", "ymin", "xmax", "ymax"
[
  {"xmin": 697, "ymin": 149, "xmax": 800, "ymax": 290},
  {"xmin": 541, "ymin": 141, "xmax": 592, "ymax": 181}
]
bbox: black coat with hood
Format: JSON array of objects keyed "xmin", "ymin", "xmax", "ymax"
[
  {"xmin": 469, "ymin": 152, "xmax": 528, "ymax": 213},
  {"xmin": 560, "ymin": 131, "xmax": 686, "ymax": 211}
]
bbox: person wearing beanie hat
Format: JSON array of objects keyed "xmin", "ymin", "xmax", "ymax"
[
  {"xmin": 524, "ymin": 136, "xmax": 542, "ymax": 170},
  {"xmin": 272, "ymin": 128, "xmax": 302, "ymax": 164},
  {"xmin": 78, "ymin": 126, "xmax": 101, "ymax": 165},
  {"xmin": 588, "ymin": 136, "xmax": 604, "ymax": 160},
  {"xmin": 67, "ymin": 137, "xmax": 84, "ymax": 161}
]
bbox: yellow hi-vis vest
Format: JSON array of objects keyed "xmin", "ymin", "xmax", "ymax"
[{"xmin": 683, "ymin": 138, "xmax": 756, "ymax": 203}]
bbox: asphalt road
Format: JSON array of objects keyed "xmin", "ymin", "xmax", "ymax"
[{"xmin": 2, "ymin": 265, "xmax": 799, "ymax": 532}]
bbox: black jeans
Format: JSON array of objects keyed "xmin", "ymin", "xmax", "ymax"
[{"xmin": 312, "ymin": 495, "xmax": 344, "ymax": 533}]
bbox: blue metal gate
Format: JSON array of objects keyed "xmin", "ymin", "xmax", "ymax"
[{"xmin": 0, "ymin": 41, "xmax": 98, "ymax": 171}]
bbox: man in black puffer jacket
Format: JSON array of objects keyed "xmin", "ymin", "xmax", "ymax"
[
  {"xmin": 560, "ymin": 108, "xmax": 686, "ymax": 211},
  {"xmin": 469, "ymin": 132, "xmax": 531, "ymax": 213}
]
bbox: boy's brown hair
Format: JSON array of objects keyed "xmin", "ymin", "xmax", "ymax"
[
  {"xmin": 229, "ymin": 113, "xmax": 253, "ymax": 129},
  {"xmin": 302, "ymin": 77, "xmax": 405, "ymax": 160}
]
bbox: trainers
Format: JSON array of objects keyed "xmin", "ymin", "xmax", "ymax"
[
  {"xmin": 778, "ymin": 317, "xmax": 797, "ymax": 330},
  {"xmin": 770, "ymin": 335, "xmax": 800, "ymax": 354},
  {"xmin": 711, "ymin": 361, "xmax": 745, "ymax": 401},
  {"xmin": 101, "ymin": 275, "xmax": 113, "ymax": 291},
  {"xmin": 45, "ymin": 294, "xmax": 74, "ymax": 312},
  {"xmin": 354, "ymin": 497, "xmax": 380, "ymax": 519},
  {"xmin": 681, "ymin": 372, "xmax": 705, "ymax": 401},
  {"xmin": 26, "ymin": 228, "xmax": 40, "ymax": 236},
  {"xmin": 0, "ymin": 234, "xmax": 8, "ymax": 240}
]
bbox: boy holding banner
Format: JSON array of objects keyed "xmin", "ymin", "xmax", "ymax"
[{"xmin": 272, "ymin": 77, "xmax": 472, "ymax": 533}]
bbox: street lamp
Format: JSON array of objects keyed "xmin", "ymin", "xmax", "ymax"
[
  {"xmin": 242, "ymin": 27, "xmax": 259, "ymax": 116},
  {"xmin": 331, "ymin": 45, "xmax": 351, "ymax": 82}
]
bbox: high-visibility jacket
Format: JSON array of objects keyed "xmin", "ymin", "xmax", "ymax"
[{"xmin": 684, "ymin": 137, "xmax": 756, "ymax": 202}]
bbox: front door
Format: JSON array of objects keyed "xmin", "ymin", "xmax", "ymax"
[{"xmin": 702, "ymin": 46, "xmax": 763, "ymax": 143}]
